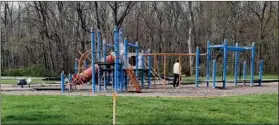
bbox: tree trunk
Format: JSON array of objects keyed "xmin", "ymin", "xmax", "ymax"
[{"xmin": 188, "ymin": 27, "xmax": 193, "ymax": 76}]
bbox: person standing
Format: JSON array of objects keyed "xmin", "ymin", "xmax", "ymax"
[{"xmin": 173, "ymin": 59, "xmax": 181, "ymax": 88}]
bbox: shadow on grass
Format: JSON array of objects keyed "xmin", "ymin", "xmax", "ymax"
[
  {"xmin": 3, "ymin": 113, "xmax": 65, "ymax": 124},
  {"xmin": 131, "ymin": 114, "xmax": 232, "ymax": 124}
]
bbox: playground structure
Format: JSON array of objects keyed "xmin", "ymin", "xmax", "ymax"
[
  {"xmin": 200, "ymin": 40, "xmax": 264, "ymax": 89},
  {"xmin": 60, "ymin": 26, "xmax": 265, "ymax": 93}
]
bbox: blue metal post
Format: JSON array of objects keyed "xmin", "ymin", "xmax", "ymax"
[
  {"xmin": 195, "ymin": 47, "xmax": 200, "ymax": 88},
  {"xmin": 243, "ymin": 61, "xmax": 247, "ymax": 80},
  {"xmin": 61, "ymin": 71, "xmax": 65, "ymax": 93},
  {"xmin": 124, "ymin": 38, "xmax": 128, "ymax": 90},
  {"xmin": 147, "ymin": 48, "xmax": 151, "ymax": 89},
  {"xmin": 141, "ymin": 50, "xmax": 145, "ymax": 89},
  {"xmin": 259, "ymin": 60, "xmax": 264, "ymax": 86},
  {"xmin": 84, "ymin": 60, "xmax": 88, "ymax": 69},
  {"xmin": 98, "ymin": 30, "xmax": 101, "ymax": 61},
  {"xmin": 74, "ymin": 60, "xmax": 78, "ymax": 74},
  {"xmin": 91, "ymin": 28, "xmax": 96, "ymax": 93},
  {"xmin": 212, "ymin": 60, "xmax": 216, "ymax": 88},
  {"xmin": 206, "ymin": 40, "xmax": 211, "ymax": 85},
  {"xmin": 135, "ymin": 42, "xmax": 139, "ymax": 80},
  {"xmin": 69, "ymin": 73, "xmax": 73, "ymax": 91},
  {"xmin": 119, "ymin": 28, "xmax": 123, "ymax": 92},
  {"xmin": 68, "ymin": 73, "xmax": 72, "ymax": 91},
  {"xmin": 103, "ymin": 39, "xmax": 107, "ymax": 90},
  {"xmin": 97, "ymin": 30, "xmax": 102, "ymax": 91},
  {"xmin": 114, "ymin": 26, "xmax": 119, "ymax": 92},
  {"xmin": 119, "ymin": 28, "xmax": 123, "ymax": 43},
  {"xmin": 250, "ymin": 42, "xmax": 255, "ymax": 86},
  {"xmin": 223, "ymin": 39, "xmax": 228, "ymax": 88},
  {"xmin": 234, "ymin": 43, "xmax": 239, "ymax": 86}
]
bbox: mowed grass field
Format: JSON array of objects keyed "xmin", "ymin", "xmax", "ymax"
[{"xmin": 2, "ymin": 93, "xmax": 278, "ymax": 124}]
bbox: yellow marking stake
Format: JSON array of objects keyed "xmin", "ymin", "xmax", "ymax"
[{"xmin": 113, "ymin": 92, "xmax": 116, "ymax": 125}]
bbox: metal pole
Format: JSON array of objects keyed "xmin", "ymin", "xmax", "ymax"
[
  {"xmin": 84, "ymin": 60, "xmax": 87, "ymax": 69},
  {"xmin": 243, "ymin": 61, "xmax": 247, "ymax": 85},
  {"xmin": 114, "ymin": 26, "xmax": 119, "ymax": 92},
  {"xmin": 141, "ymin": 50, "xmax": 144, "ymax": 89},
  {"xmin": 91, "ymin": 28, "xmax": 96, "ymax": 93},
  {"xmin": 223, "ymin": 39, "xmax": 228, "ymax": 89},
  {"xmin": 124, "ymin": 38, "xmax": 128, "ymax": 91},
  {"xmin": 250, "ymin": 42, "xmax": 255, "ymax": 86},
  {"xmin": 259, "ymin": 60, "xmax": 264, "ymax": 86},
  {"xmin": 212, "ymin": 60, "xmax": 216, "ymax": 88},
  {"xmin": 68, "ymin": 73, "xmax": 72, "ymax": 91},
  {"xmin": 163, "ymin": 55, "xmax": 166, "ymax": 90},
  {"xmin": 147, "ymin": 48, "xmax": 151, "ymax": 89},
  {"xmin": 234, "ymin": 43, "xmax": 239, "ymax": 86},
  {"xmin": 74, "ymin": 60, "xmax": 78, "ymax": 74},
  {"xmin": 61, "ymin": 71, "xmax": 65, "ymax": 93},
  {"xmin": 0, "ymin": 3, "xmax": 2, "ymax": 123},
  {"xmin": 98, "ymin": 30, "xmax": 102, "ymax": 91},
  {"xmin": 178, "ymin": 56, "xmax": 181, "ymax": 87},
  {"xmin": 195, "ymin": 47, "xmax": 200, "ymax": 88},
  {"xmin": 135, "ymin": 42, "xmax": 139, "ymax": 80},
  {"xmin": 206, "ymin": 40, "xmax": 211, "ymax": 85},
  {"xmin": 98, "ymin": 30, "xmax": 101, "ymax": 61},
  {"xmin": 103, "ymin": 39, "xmax": 107, "ymax": 90},
  {"xmin": 119, "ymin": 28, "xmax": 123, "ymax": 92}
]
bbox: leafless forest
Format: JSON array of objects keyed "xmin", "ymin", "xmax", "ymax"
[{"xmin": 0, "ymin": 1, "xmax": 278, "ymax": 76}]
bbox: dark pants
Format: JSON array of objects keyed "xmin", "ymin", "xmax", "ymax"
[{"xmin": 173, "ymin": 74, "xmax": 180, "ymax": 87}]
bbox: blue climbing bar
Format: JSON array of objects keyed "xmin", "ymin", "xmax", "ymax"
[
  {"xmin": 206, "ymin": 40, "xmax": 211, "ymax": 85},
  {"xmin": 103, "ymin": 39, "xmax": 107, "ymax": 90},
  {"xmin": 68, "ymin": 73, "xmax": 72, "ymax": 91},
  {"xmin": 124, "ymin": 38, "xmax": 128, "ymax": 91},
  {"xmin": 212, "ymin": 60, "xmax": 217, "ymax": 88},
  {"xmin": 234, "ymin": 43, "xmax": 239, "ymax": 86},
  {"xmin": 250, "ymin": 42, "xmax": 255, "ymax": 86},
  {"xmin": 147, "ymin": 48, "xmax": 151, "ymax": 89},
  {"xmin": 97, "ymin": 30, "xmax": 102, "ymax": 91},
  {"xmin": 135, "ymin": 42, "xmax": 139, "ymax": 80},
  {"xmin": 91, "ymin": 28, "xmax": 96, "ymax": 93},
  {"xmin": 74, "ymin": 60, "xmax": 78, "ymax": 74},
  {"xmin": 84, "ymin": 60, "xmax": 88, "ymax": 69},
  {"xmin": 223, "ymin": 39, "xmax": 228, "ymax": 88},
  {"xmin": 128, "ymin": 43, "xmax": 138, "ymax": 48},
  {"xmin": 61, "ymin": 71, "xmax": 65, "ymax": 93},
  {"xmin": 259, "ymin": 60, "xmax": 264, "ymax": 86},
  {"xmin": 114, "ymin": 26, "xmax": 119, "ymax": 92},
  {"xmin": 141, "ymin": 50, "xmax": 145, "ymax": 89},
  {"xmin": 195, "ymin": 47, "xmax": 200, "ymax": 88},
  {"xmin": 243, "ymin": 61, "xmax": 247, "ymax": 81}
]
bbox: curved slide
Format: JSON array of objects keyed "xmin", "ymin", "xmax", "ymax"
[{"xmin": 72, "ymin": 55, "xmax": 115, "ymax": 85}]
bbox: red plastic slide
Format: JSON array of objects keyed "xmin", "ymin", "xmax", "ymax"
[{"xmin": 72, "ymin": 55, "xmax": 115, "ymax": 85}]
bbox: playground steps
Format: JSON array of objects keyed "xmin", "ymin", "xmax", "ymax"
[{"xmin": 126, "ymin": 69, "xmax": 141, "ymax": 93}]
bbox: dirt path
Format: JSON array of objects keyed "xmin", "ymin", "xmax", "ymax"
[{"xmin": 1, "ymin": 82, "xmax": 277, "ymax": 97}]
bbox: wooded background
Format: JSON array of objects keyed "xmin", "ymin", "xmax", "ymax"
[{"xmin": 0, "ymin": 1, "xmax": 278, "ymax": 76}]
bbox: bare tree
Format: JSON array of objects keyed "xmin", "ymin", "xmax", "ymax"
[{"xmin": 108, "ymin": 1, "xmax": 136, "ymax": 28}]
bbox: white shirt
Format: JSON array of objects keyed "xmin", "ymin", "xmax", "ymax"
[
  {"xmin": 173, "ymin": 62, "xmax": 181, "ymax": 74},
  {"xmin": 27, "ymin": 78, "xmax": 32, "ymax": 83}
]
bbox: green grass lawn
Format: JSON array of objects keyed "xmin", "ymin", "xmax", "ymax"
[{"xmin": 2, "ymin": 93, "xmax": 278, "ymax": 124}]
